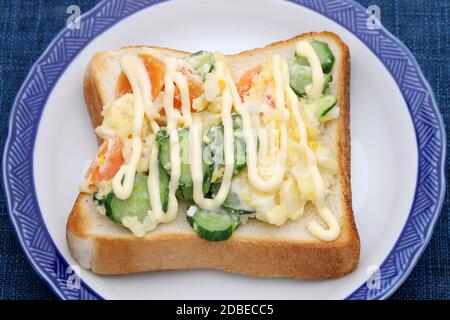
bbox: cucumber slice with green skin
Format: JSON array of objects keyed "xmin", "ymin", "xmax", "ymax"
[
  {"xmin": 292, "ymin": 54, "xmax": 309, "ymax": 67},
  {"xmin": 208, "ymin": 182, "xmax": 255, "ymax": 215},
  {"xmin": 314, "ymin": 95, "xmax": 337, "ymax": 120},
  {"xmin": 289, "ymin": 65, "xmax": 333, "ymax": 97},
  {"xmin": 179, "ymin": 184, "xmax": 194, "ymax": 201},
  {"xmin": 104, "ymin": 172, "xmax": 150, "ymax": 224},
  {"xmin": 204, "ymin": 114, "xmax": 247, "ymax": 179},
  {"xmin": 156, "ymin": 128, "xmax": 170, "ymax": 172},
  {"xmin": 203, "ymin": 124, "xmax": 225, "ymax": 182},
  {"xmin": 98, "ymin": 170, "xmax": 170, "ymax": 225},
  {"xmin": 293, "ymin": 40, "xmax": 335, "ymax": 74},
  {"xmin": 231, "ymin": 114, "xmax": 246, "ymax": 175},
  {"xmin": 185, "ymin": 51, "xmax": 215, "ymax": 77},
  {"xmin": 102, "ymin": 193, "xmax": 115, "ymax": 219},
  {"xmin": 310, "ymin": 40, "xmax": 335, "ymax": 74},
  {"xmin": 178, "ymin": 170, "xmax": 212, "ymax": 201},
  {"xmin": 157, "ymin": 127, "xmax": 191, "ymax": 184},
  {"xmin": 178, "ymin": 128, "xmax": 193, "ymax": 186},
  {"xmin": 158, "ymin": 164, "xmax": 170, "ymax": 212},
  {"xmin": 233, "ymin": 135, "xmax": 246, "ymax": 175},
  {"xmin": 290, "ymin": 40, "xmax": 335, "ymax": 97},
  {"xmin": 187, "ymin": 205, "xmax": 240, "ymax": 241},
  {"xmin": 179, "ymin": 127, "xmax": 211, "ymax": 192},
  {"xmin": 222, "ymin": 191, "xmax": 255, "ymax": 214},
  {"xmin": 322, "ymin": 73, "xmax": 333, "ymax": 93},
  {"xmin": 231, "ymin": 114, "xmax": 243, "ymax": 130},
  {"xmin": 158, "ymin": 127, "xmax": 211, "ymax": 192},
  {"xmin": 289, "ymin": 64, "xmax": 312, "ymax": 97}
]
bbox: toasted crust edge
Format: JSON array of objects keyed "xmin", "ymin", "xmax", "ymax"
[{"xmin": 68, "ymin": 31, "xmax": 360, "ymax": 278}]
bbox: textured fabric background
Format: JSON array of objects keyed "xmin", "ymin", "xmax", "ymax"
[{"xmin": 0, "ymin": 0, "xmax": 448, "ymax": 300}]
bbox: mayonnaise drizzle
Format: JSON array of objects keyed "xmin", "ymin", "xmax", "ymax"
[
  {"xmin": 109, "ymin": 46, "xmax": 339, "ymax": 241},
  {"xmin": 281, "ymin": 60, "xmax": 340, "ymax": 241},
  {"xmin": 112, "ymin": 56, "xmax": 148, "ymax": 199},
  {"xmin": 295, "ymin": 41, "xmax": 324, "ymax": 98},
  {"xmin": 190, "ymin": 61, "xmax": 234, "ymax": 210},
  {"xmin": 147, "ymin": 57, "xmax": 182, "ymax": 223},
  {"xmin": 227, "ymin": 55, "xmax": 288, "ymax": 192}
]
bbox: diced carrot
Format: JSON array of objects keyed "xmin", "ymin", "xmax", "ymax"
[
  {"xmin": 115, "ymin": 56, "xmax": 203, "ymax": 112},
  {"xmin": 116, "ymin": 72, "xmax": 132, "ymax": 98},
  {"xmin": 139, "ymin": 54, "xmax": 165, "ymax": 100},
  {"xmin": 173, "ymin": 69, "xmax": 204, "ymax": 109},
  {"xmin": 115, "ymin": 54, "xmax": 166, "ymax": 100},
  {"xmin": 86, "ymin": 138, "xmax": 124, "ymax": 187},
  {"xmin": 237, "ymin": 65, "xmax": 262, "ymax": 99}
]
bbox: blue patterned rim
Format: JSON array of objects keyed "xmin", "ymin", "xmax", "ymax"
[{"xmin": 2, "ymin": 0, "xmax": 446, "ymax": 300}]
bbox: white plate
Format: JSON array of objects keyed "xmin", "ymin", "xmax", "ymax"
[{"xmin": 4, "ymin": 0, "xmax": 445, "ymax": 300}]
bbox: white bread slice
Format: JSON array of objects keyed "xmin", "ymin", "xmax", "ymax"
[{"xmin": 67, "ymin": 32, "xmax": 359, "ymax": 279}]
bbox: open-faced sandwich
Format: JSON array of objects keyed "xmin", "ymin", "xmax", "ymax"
[{"xmin": 67, "ymin": 31, "xmax": 359, "ymax": 279}]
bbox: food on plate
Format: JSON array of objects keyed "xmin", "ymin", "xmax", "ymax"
[{"xmin": 67, "ymin": 31, "xmax": 359, "ymax": 279}]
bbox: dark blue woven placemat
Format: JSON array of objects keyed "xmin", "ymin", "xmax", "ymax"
[{"xmin": 0, "ymin": 0, "xmax": 448, "ymax": 300}]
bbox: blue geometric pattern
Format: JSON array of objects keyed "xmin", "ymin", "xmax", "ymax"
[{"xmin": 2, "ymin": 0, "xmax": 446, "ymax": 300}]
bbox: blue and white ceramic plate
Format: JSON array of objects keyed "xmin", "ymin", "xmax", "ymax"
[{"xmin": 3, "ymin": 0, "xmax": 446, "ymax": 300}]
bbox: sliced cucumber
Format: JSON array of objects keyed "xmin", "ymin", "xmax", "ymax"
[
  {"xmin": 289, "ymin": 64, "xmax": 312, "ymax": 97},
  {"xmin": 292, "ymin": 53, "xmax": 309, "ymax": 67},
  {"xmin": 314, "ymin": 95, "xmax": 338, "ymax": 120},
  {"xmin": 232, "ymin": 114, "xmax": 246, "ymax": 175},
  {"xmin": 178, "ymin": 128, "xmax": 192, "ymax": 186},
  {"xmin": 179, "ymin": 184, "xmax": 194, "ymax": 201},
  {"xmin": 233, "ymin": 135, "xmax": 246, "ymax": 175},
  {"xmin": 156, "ymin": 128, "xmax": 170, "ymax": 172},
  {"xmin": 204, "ymin": 114, "xmax": 247, "ymax": 179},
  {"xmin": 310, "ymin": 40, "xmax": 335, "ymax": 74},
  {"xmin": 203, "ymin": 124, "xmax": 224, "ymax": 181},
  {"xmin": 100, "ymin": 192, "xmax": 115, "ymax": 217},
  {"xmin": 201, "ymin": 163, "xmax": 213, "ymax": 197},
  {"xmin": 158, "ymin": 127, "xmax": 211, "ymax": 195},
  {"xmin": 157, "ymin": 127, "xmax": 192, "ymax": 184},
  {"xmin": 178, "ymin": 171, "xmax": 212, "ymax": 201},
  {"xmin": 293, "ymin": 41, "xmax": 335, "ymax": 74},
  {"xmin": 322, "ymin": 73, "xmax": 333, "ymax": 93},
  {"xmin": 290, "ymin": 40, "xmax": 335, "ymax": 97},
  {"xmin": 158, "ymin": 164, "xmax": 170, "ymax": 212},
  {"xmin": 185, "ymin": 50, "xmax": 215, "ymax": 77},
  {"xmin": 104, "ymin": 172, "xmax": 150, "ymax": 224},
  {"xmin": 208, "ymin": 182, "xmax": 255, "ymax": 215},
  {"xmin": 222, "ymin": 191, "xmax": 255, "ymax": 215},
  {"xmin": 99, "ymin": 169, "xmax": 170, "ymax": 225},
  {"xmin": 232, "ymin": 113, "xmax": 243, "ymax": 130},
  {"xmin": 289, "ymin": 65, "xmax": 333, "ymax": 97},
  {"xmin": 188, "ymin": 205, "xmax": 240, "ymax": 241}
]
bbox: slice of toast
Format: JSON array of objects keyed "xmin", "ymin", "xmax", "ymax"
[{"xmin": 67, "ymin": 31, "xmax": 359, "ymax": 279}]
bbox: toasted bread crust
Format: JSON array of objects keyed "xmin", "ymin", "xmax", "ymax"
[
  {"xmin": 68, "ymin": 192, "xmax": 358, "ymax": 278},
  {"xmin": 68, "ymin": 31, "xmax": 359, "ymax": 278}
]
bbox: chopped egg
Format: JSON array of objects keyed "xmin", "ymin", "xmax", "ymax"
[
  {"xmin": 95, "ymin": 94, "xmax": 150, "ymax": 140},
  {"xmin": 291, "ymin": 162, "xmax": 315, "ymax": 201},
  {"xmin": 192, "ymin": 94, "xmax": 208, "ymax": 111},
  {"xmin": 204, "ymin": 73, "xmax": 220, "ymax": 102}
]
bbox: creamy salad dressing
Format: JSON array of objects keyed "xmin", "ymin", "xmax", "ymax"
[
  {"xmin": 281, "ymin": 60, "xmax": 340, "ymax": 241},
  {"xmin": 101, "ymin": 42, "xmax": 340, "ymax": 241},
  {"xmin": 295, "ymin": 41, "xmax": 324, "ymax": 98},
  {"xmin": 225, "ymin": 55, "xmax": 288, "ymax": 193},
  {"xmin": 111, "ymin": 56, "xmax": 147, "ymax": 200},
  {"xmin": 148, "ymin": 57, "xmax": 182, "ymax": 224},
  {"xmin": 190, "ymin": 61, "xmax": 234, "ymax": 210}
]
